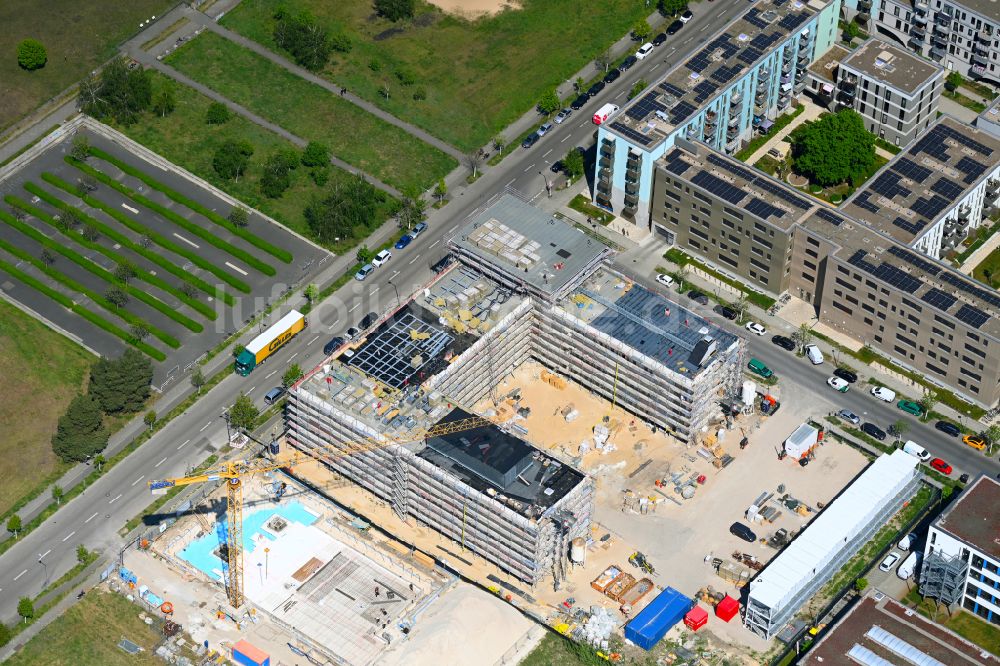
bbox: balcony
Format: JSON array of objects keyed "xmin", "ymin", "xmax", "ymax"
[
  {"xmin": 932, "ymin": 22, "xmax": 948, "ymax": 37},
  {"xmin": 858, "ymin": 0, "xmax": 871, "ymax": 9},
  {"xmin": 798, "ymin": 38, "xmax": 810, "ymax": 52},
  {"xmin": 837, "ymin": 90, "xmax": 856, "ymax": 105},
  {"xmin": 912, "ymin": 11, "xmax": 927, "ymax": 24},
  {"xmin": 934, "ymin": 11, "xmax": 951, "ymax": 26},
  {"xmin": 600, "ymin": 143, "xmax": 615, "ymax": 158},
  {"xmin": 728, "ymin": 114, "xmax": 740, "ymax": 127},
  {"xmin": 972, "ymin": 65, "xmax": 987, "ymax": 77},
  {"xmin": 974, "ymin": 42, "xmax": 989, "ymax": 55},
  {"xmin": 625, "ymin": 165, "xmax": 640, "ymax": 180},
  {"xmin": 726, "ymin": 137, "xmax": 740, "ymax": 152},
  {"xmin": 755, "ymin": 102, "xmax": 766, "ymax": 115},
  {"xmin": 908, "ymin": 37, "xmax": 925, "ymax": 50},
  {"xmin": 975, "ymin": 31, "xmax": 992, "ymax": 44},
  {"xmin": 972, "ymin": 52, "xmax": 989, "ymax": 65},
  {"xmin": 910, "ymin": 25, "xmax": 925, "ymax": 38},
  {"xmin": 931, "ymin": 35, "xmax": 947, "ymax": 49},
  {"xmin": 958, "ymin": 206, "xmax": 971, "ymax": 221},
  {"xmin": 598, "ymin": 168, "xmax": 611, "ymax": 184},
  {"xmin": 758, "ymin": 67, "xmax": 771, "ymax": 81},
  {"xmin": 686, "ymin": 124, "xmax": 700, "ymax": 139},
  {"xmin": 930, "ymin": 46, "xmax": 946, "ymax": 60},
  {"xmin": 625, "ymin": 182, "xmax": 639, "ymax": 196},
  {"xmin": 781, "ymin": 74, "xmax": 793, "ymax": 85},
  {"xmin": 727, "ymin": 126, "xmax": 740, "ymax": 140},
  {"xmin": 914, "ymin": 0, "xmax": 927, "ymax": 11},
  {"xmin": 730, "ymin": 91, "xmax": 743, "ymax": 106},
  {"xmin": 599, "ymin": 155, "xmax": 612, "ymax": 168}
]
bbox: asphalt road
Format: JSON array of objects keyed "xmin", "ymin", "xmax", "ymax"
[{"xmin": 0, "ymin": 3, "xmax": 821, "ymax": 621}]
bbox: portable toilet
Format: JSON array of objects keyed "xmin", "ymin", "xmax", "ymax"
[{"xmin": 683, "ymin": 605, "xmax": 708, "ymax": 631}]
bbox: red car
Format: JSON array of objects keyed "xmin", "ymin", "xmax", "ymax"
[{"xmin": 929, "ymin": 458, "xmax": 953, "ymax": 475}]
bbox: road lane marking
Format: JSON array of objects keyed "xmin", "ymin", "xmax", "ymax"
[
  {"xmin": 109, "ymin": 494, "xmax": 122, "ymax": 504},
  {"xmin": 172, "ymin": 232, "xmax": 199, "ymax": 248},
  {"xmin": 178, "ymin": 439, "xmax": 190, "ymax": 450},
  {"xmin": 523, "ymin": 164, "xmax": 535, "ymax": 172},
  {"xmin": 371, "ymin": 286, "xmax": 379, "ymax": 293},
  {"xmin": 562, "ymin": 134, "xmax": 571, "ymax": 142},
  {"xmin": 265, "ymin": 370, "xmax": 277, "ymax": 379},
  {"xmin": 225, "ymin": 261, "xmax": 248, "ymax": 276},
  {"xmin": 429, "ymin": 240, "xmax": 440, "ymax": 249},
  {"xmin": 579, "ymin": 121, "xmax": 589, "ymax": 128},
  {"xmin": 85, "ymin": 512, "xmax": 99, "ymax": 523},
  {"xmin": 542, "ymin": 149, "xmax": 552, "ymax": 157},
  {"xmin": 131, "ymin": 475, "xmax": 145, "ymax": 487},
  {"xmin": 62, "ymin": 530, "xmax": 76, "ymax": 542},
  {"xmin": 39, "ymin": 549, "xmax": 50, "ymax": 559},
  {"xmin": 408, "ymin": 254, "xmax": 420, "ymax": 265},
  {"xmin": 122, "ymin": 203, "xmax": 139, "ymax": 214},
  {"xmin": 155, "ymin": 457, "xmax": 167, "ymax": 468},
  {"xmin": 13, "ymin": 570, "xmax": 27, "ymax": 581},
  {"xmin": 307, "ymin": 335, "xmax": 319, "ymax": 345},
  {"xmin": 289, "ymin": 352, "xmax": 298, "ymax": 361},
  {"xmin": 199, "ymin": 422, "xmax": 210, "ymax": 432},
  {"xmin": 505, "ymin": 178, "xmax": 516, "ymax": 186},
  {"xmin": 349, "ymin": 303, "xmax": 360, "ymax": 312},
  {"xmin": 246, "ymin": 386, "xmax": 255, "ymax": 394},
  {"xmin": 390, "ymin": 270, "xmax": 399, "ymax": 279}
]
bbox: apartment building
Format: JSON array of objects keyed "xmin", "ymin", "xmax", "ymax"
[
  {"xmin": 833, "ymin": 38, "xmax": 942, "ymax": 146},
  {"xmin": 850, "ymin": 0, "xmax": 1000, "ymax": 83},
  {"xmin": 920, "ymin": 475, "xmax": 1000, "ymax": 625},
  {"xmin": 594, "ymin": 0, "xmax": 841, "ymax": 230}
]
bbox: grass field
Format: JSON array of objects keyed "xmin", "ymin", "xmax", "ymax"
[
  {"xmin": 117, "ymin": 71, "xmax": 398, "ymax": 253},
  {"xmin": 972, "ymin": 245, "xmax": 1000, "ymax": 289},
  {"xmin": 519, "ymin": 633, "xmax": 596, "ymax": 666},
  {"xmin": 165, "ymin": 32, "xmax": 456, "ymax": 191},
  {"xmin": 0, "ymin": 0, "xmax": 176, "ymax": 132},
  {"xmin": 5, "ymin": 590, "xmax": 180, "ymax": 666},
  {"xmin": 0, "ymin": 298, "xmax": 92, "ymax": 514},
  {"xmin": 903, "ymin": 588, "xmax": 1000, "ymax": 655},
  {"xmin": 220, "ymin": 0, "xmax": 652, "ymax": 152}
]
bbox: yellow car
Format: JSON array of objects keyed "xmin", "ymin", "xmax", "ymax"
[{"xmin": 963, "ymin": 434, "xmax": 987, "ymax": 451}]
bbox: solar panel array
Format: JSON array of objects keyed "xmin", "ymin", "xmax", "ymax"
[
  {"xmin": 712, "ymin": 64, "xmax": 743, "ymax": 85},
  {"xmin": 851, "ymin": 192, "xmax": 880, "ymax": 214},
  {"xmin": 608, "ymin": 121, "xmax": 652, "ymax": 146},
  {"xmin": 956, "ymin": 303, "xmax": 990, "ymax": 329},
  {"xmin": 671, "ymin": 101, "xmax": 699, "ymax": 125},
  {"xmin": 870, "ymin": 171, "xmax": 911, "ymax": 201},
  {"xmin": 815, "ymin": 208, "xmax": 845, "ymax": 226},
  {"xmin": 892, "ymin": 216, "xmax": 926, "ymax": 235},
  {"xmin": 778, "ymin": 11, "xmax": 808, "ymax": 31},
  {"xmin": 921, "ymin": 287, "xmax": 957, "ymax": 312},
  {"xmin": 887, "ymin": 246, "xmax": 941, "ymax": 276},
  {"xmin": 663, "ymin": 149, "xmax": 692, "ymax": 176},
  {"xmin": 751, "ymin": 31, "xmax": 782, "ymax": 51},
  {"xmin": 912, "ymin": 123, "xmax": 995, "ymax": 164},
  {"xmin": 691, "ymin": 170, "xmax": 746, "ymax": 205},
  {"xmin": 911, "ymin": 193, "xmax": 950, "ymax": 221},
  {"xmin": 625, "ymin": 92, "xmax": 668, "ymax": 121},
  {"xmin": 955, "ymin": 155, "xmax": 987, "ymax": 184},
  {"xmin": 739, "ymin": 47, "xmax": 763, "ymax": 65},
  {"xmin": 693, "ymin": 80, "xmax": 719, "ymax": 104},
  {"xmin": 894, "ymin": 157, "xmax": 933, "ymax": 183},
  {"xmin": 847, "ymin": 249, "xmax": 923, "ymax": 293},
  {"xmin": 930, "ymin": 176, "xmax": 964, "ymax": 201},
  {"xmin": 744, "ymin": 8, "xmax": 770, "ymax": 29},
  {"xmin": 938, "ymin": 271, "xmax": 1000, "ymax": 309},
  {"xmin": 746, "ymin": 197, "xmax": 785, "ymax": 219},
  {"xmin": 705, "ymin": 153, "xmax": 811, "ymax": 211},
  {"xmin": 659, "ymin": 82, "xmax": 685, "ymax": 98}
]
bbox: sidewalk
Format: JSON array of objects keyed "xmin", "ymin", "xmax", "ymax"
[{"xmin": 744, "ymin": 101, "xmax": 824, "ymax": 165}]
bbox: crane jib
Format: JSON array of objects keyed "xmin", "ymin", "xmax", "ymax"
[{"xmin": 149, "ymin": 480, "xmax": 175, "ymax": 490}]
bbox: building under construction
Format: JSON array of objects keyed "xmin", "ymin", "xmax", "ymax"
[{"xmin": 286, "ymin": 194, "xmax": 744, "ymax": 586}]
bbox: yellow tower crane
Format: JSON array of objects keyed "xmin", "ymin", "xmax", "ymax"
[{"xmin": 148, "ymin": 414, "xmax": 493, "ymax": 609}]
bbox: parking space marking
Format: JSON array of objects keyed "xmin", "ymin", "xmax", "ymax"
[
  {"xmin": 225, "ymin": 262, "xmax": 248, "ymax": 276},
  {"xmin": 172, "ymin": 232, "xmax": 199, "ymax": 249},
  {"xmin": 131, "ymin": 475, "xmax": 145, "ymax": 487},
  {"xmin": 62, "ymin": 530, "xmax": 76, "ymax": 542},
  {"xmin": 155, "ymin": 457, "xmax": 167, "ymax": 468},
  {"xmin": 13, "ymin": 570, "xmax": 27, "ymax": 581},
  {"xmin": 85, "ymin": 512, "xmax": 99, "ymax": 523},
  {"xmin": 122, "ymin": 203, "xmax": 139, "ymax": 214},
  {"xmin": 308, "ymin": 335, "xmax": 319, "ymax": 345}
]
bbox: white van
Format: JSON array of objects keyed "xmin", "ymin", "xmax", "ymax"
[
  {"xmin": 805, "ymin": 344, "xmax": 824, "ymax": 365},
  {"xmin": 896, "ymin": 551, "xmax": 922, "ymax": 580},
  {"xmin": 902, "ymin": 440, "xmax": 931, "ymax": 462}
]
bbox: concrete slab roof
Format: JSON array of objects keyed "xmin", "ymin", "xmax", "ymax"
[
  {"xmin": 933, "ymin": 474, "xmax": 1000, "ymax": 559},
  {"xmin": 840, "ymin": 38, "xmax": 943, "ymax": 95}
]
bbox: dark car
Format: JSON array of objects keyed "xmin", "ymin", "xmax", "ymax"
[
  {"xmin": 687, "ymin": 290, "xmax": 709, "ymax": 306},
  {"xmin": 861, "ymin": 422, "xmax": 887, "ymax": 441},
  {"xmin": 603, "ymin": 68, "xmax": 621, "ymax": 84},
  {"xmin": 730, "ymin": 522, "xmax": 757, "ymax": 543},
  {"xmin": 587, "ymin": 80, "xmax": 606, "ymax": 97},
  {"xmin": 771, "ymin": 335, "xmax": 796, "ymax": 351},
  {"xmin": 323, "ymin": 336, "xmax": 346, "ymax": 356},
  {"xmin": 550, "ymin": 160, "xmax": 564, "ymax": 173},
  {"xmin": 394, "ymin": 234, "xmax": 413, "ymax": 250},
  {"xmin": 360, "ymin": 312, "xmax": 379, "ymax": 330},
  {"xmin": 570, "ymin": 93, "xmax": 591, "ymax": 110},
  {"xmin": 935, "ymin": 420, "xmax": 961, "ymax": 437},
  {"xmin": 652, "ymin": 32, "xmax": 667, "ymax": 46},
  {"xmin": 719, "ymin": 306, "xmax": 738, "ymax": 320},
  {"xmin": 521, "ymin": 132, "xmax": 540, "ymax": 149},
  {"xmin": 666, "ymin": 19, "xmax": 684, "ymax": 35},
  {"xmin": 430, "ymin": 254, "xmax": 454, "ymax": 273},
  {"xmin": 619, "ymin": 55, "xmax": 638, "ymax": 71},
  {"xmin": 833, "ymin": 367, "xmax": 858, "ymax": 383}
]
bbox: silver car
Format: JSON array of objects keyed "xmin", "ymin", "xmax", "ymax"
[
  {"xmin": 554, "ymin": 109, "xmax": 572, "ymax": 124},
  {"xmin": 837, "ymin": 409, "xmax": 861, "ymax": 425}
]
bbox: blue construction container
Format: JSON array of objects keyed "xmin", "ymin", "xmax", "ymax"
[{"xmin": 624, "ymin": 586, "xmax": 693, "ymax": 650}]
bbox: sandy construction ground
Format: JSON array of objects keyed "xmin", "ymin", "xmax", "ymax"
[{"xmin": 427, "ymin": 0, "xmax": 521, "ymax": 19}]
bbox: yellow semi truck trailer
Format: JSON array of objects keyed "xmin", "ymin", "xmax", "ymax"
[{"xmin": 235, "ymin": 310, "xmax": 306, "ymax": 376}]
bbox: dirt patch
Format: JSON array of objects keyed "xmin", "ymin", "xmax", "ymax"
[{"xmin": 426, "ymin": 0, "xmax": 522, "ymax": 19}]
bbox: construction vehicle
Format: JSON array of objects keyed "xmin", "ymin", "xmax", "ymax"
[
  {"xmin": 149, "ymin": 413, "xmax": 496, "ymax": 608},
  {"xmin": 629, "ymin": 551, "xmax": 655, "ymax": 575}
]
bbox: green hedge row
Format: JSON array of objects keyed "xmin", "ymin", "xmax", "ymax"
[
  {"xmin": 88, "ymin": 146, "xmax": 293, "ymax": 264},
  {"xmin": 6, "ymin": 194, "xmax": 217, "ymax": 321},
  {"xmin": 19, "ymin": 182, "xmax": 233, "ymax": 306},
  {"xmin": 39, "ymin": 174, "xmax": 251, "ymax": 294},
  {"xmin": 0, "ymin": 256, "xmax": 166, "ymax": 360},
  {"xmin": 0, "ymin": 234, "xmax": 179, "ymax": 348},
  {"xmin": 69, "ymin": 157, "xmax": 277, "ymax": 276},
  {"xmin": 0, "ymin": 208, "xmax": 204, "ymax": 333}
]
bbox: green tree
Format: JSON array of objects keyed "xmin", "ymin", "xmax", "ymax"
[
  {"xmin": 304, "ymin": 176, "xmax": 389, "ymax": 244},
  {"xmin": 17, "ymin": 598, "xmax": 33, "ymax": 624},
  {"xmin": 303, "ymin": 284, "xmax": 318, "ymax": 305},
  {"xmin": 70, "ymin": 135, "xmax": 91, "ymax": 162},
  {"xmin": 179, "ymin": 282, "xmax": 198, "ymax": 299},
  {"xmin": 51, "ymin": 394, "xmax": 108, "ymax": 462},
  {"xmin": 917, "ymin": 390, "xmax": 937, "ymax": 421},
  {"xmin": 6, "ymin": 514, "xmax": 21, "ymax": 539},
  {"xmin": 229, "ymin": 392, "xmax": 260, "ymax": 432},
  {"xmin": 374, "ymin": 0, "xmax": 415, "ymax": 21},
  {"xmin": 282, "ymin": 363, "xmax": 303, "ymax": 388},
  {"xmin": 77, "ymin": 57, "xmax": 151, "ymax": 125},
  {"xmin": 731, "ymin": 295, "xmax": 750, "ymax": 324},
  {"xmin": 945, "ymin": 71, "xmax": 963, "ymax": 92},
  {"xmin": 81, "ymin": 223, "xmax": 100, "ymax": 242},
  {"xmin": 493, "ymin": 135, "xmax": 507, "ymax": 156},
  {"xmin": 191, "ymin": 367, "xmax": 206, "ymax": 394},
  {"xmin": 89, "ymin": 349, "xmax": 152, "ymax": 414},
  {"xmin": 563, "ymin": 148, "xmax": 585, "ymax": 181},
  {"xmin": 233, "ymin": 344, "xmax": 247, "ymax": 359},
  {"xmin": 398, "ymin": 187, "xmax": 427, "ymax": 230},
  {"xmin": 632, "ymin": 19, "xmax": 651, "ymax": 41},
  {"xmin": 40, "ymin": 248, "xmax": 56, "ymax": 266},
  {"xmin": 433, "ymin": 178, "xmax": 448, "ymax": 204},
  {"xmin": 17, "ymin": 39, "xmax": 47, "ymax": 70},
  {"xmin": 855, "ymin": 577, "xmax": 868, "ymax": 592},
  {"xmin": 273, "ymin": 10, "xmax": 339, "ymax": 71},
  {"xmin": 151, "ymin": 80, "xmax": 176, "ymax": 117},
  {"xmin": 301, "ymin": 141, "xmax": 330, "ymax": 167},
  {"xmin": 144, "ymin": 410, "xmax": 157, "ymax": 431},
  {"xmin": 790, "ymin": 109, "xmax": 875, "ymax": 187},
  {"xmin": 843, "ymin": 20, "xmax": 862, "ymax": 43},
  {"xmin": 260, "ymin": 150, "xmax": 297, "ymax": 198},
  {"xmin": 206, "ymin": 102, "xmax": 231, "ymax": 124},
  {"xmin": 129, "ymin": 323, "xmax": 149, "ymax": 343},
  {"xmin": 52, "ymin": 485, "xmax": 64, "ymax": 505},
  {"xmin": 104, "ymin": 287, "xmax": 128, "ymax": 309},
  {"xmin": 310, "ymin": 166, "xmax": 330, "ymax": 186},
  {"xmin": 658, "ymin": 0, "xmax": 686, "ymax": 16},
  {"xmin": 890, "ymin": 419, "xmax": 909, "ymax": 440},
  {"xmin": 537, "ymin": 89, "xmax": 561, "ymax": 115},
  {"xmin": 357, "ymin": 245, "xmax": 375, "ymax": 264},
  {"xmin": 93, "ymin": 454, "xmax": 105, "ymax": 472},
  {"xmin": 794, "ymin": 322, "xmax": 813, "ymax": 354},
  {"xmin": 114, "ymin": 259, "xmax": 137, "ymax": 285},
  {"xmin": 594, "ymin": 49, "xmax": 613, "ymax": 73},
  {"xmin": 228, "ymin": 206, "xmax": 250, "ymax": 228},
  {"xmin": 629, "ymin": 79, "xmax": 648, "ymax": 100},
  {"xmin": 985, "ymin": 424, "xmax": 1000, "ymax": 455},
  {"xmin": 466, "ymin": 151, "xmax": 483, "ymax": 179},
  {"xmin": 213, "ymin": 140, "xmax": 254, "ymax": 181},
  {"xmin": 77, "ymin": 544, "xmax": 90, "ymax": 564}
]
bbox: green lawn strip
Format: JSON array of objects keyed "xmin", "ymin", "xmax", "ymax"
[
  {"xmin": 954, "ymin": 218, "xmax": 1000, "ymax": 265},
  {"xmin": 0, "ymin": 209, "xmax": 204, "ymax": 333},
  {"xmin": 664, "ymin": 248, "xmax": 776, "ymax": 309},
  {"xmin": 67, "ymin": 156, "xmax": 276, "ymax": 277},
  {"xmin": 88, "ymin": 146, "xmax": 292, "ymax": 264},
  {"xmin": 0, "ymin": 235, "xmax": 179, "ymax": 349},
  {"xmin": 0, "ymin": 256, "xmax": 165, "ymax": 361},
  {"xmin": 568, "ymin": 194, "xmax": 614, "ymax": 225},
  {"xmin": 735, "ymin": 104, "xmax": 805, "ymax": 161},
  {"xmin": 40, "ymin": 173, "xmax": 251, "ymax": 294},
  {"xmin": 5, "ymin": 193, "xmax": 218, "ymax": 319},
  {"xmin": 165, "ymin": 31, "xmax": 457, "ymax": 190}
]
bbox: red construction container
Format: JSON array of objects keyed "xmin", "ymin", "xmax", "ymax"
[
  {"xmin": 715, "ymin": 595, "xmax": 740, "ymax": 622},
  {"xmin": 683, "ymin": 605, "xmax": 708, "ymax": 631}
]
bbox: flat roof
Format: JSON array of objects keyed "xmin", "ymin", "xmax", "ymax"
[
  {"xmin": 801, "ymin": 593, "xmax": 1000, "ymax": 666},
  {"xmin": 450, "ymin": 194, "xmax": 612, "ymax": 298},
  {"xmin": 840, "ymin": 38, "xmax": 942, "ymax": 95},
  {"xmin": 562, "ymin": 268, "xmax": 740, "ymax": 378},
  {"xmin": 841, "ymin": 116, "xmax": 1000, "ymax": 245},
  {"xmin": 605, "ymin": 0, "xmax": 825, "ymax": 149},
  {"xmin": 247, "ymin": 310, "xmax": 303, "ymax": 354},
  {"xmin": 933, "ymin": 474, "xmax": 1000, "ymax": 559},
  {"xmin": 805, "ymin": 42, "xmax": 850, "ymax": 84}
]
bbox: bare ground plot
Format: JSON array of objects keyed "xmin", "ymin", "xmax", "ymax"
[
  {"xmin": 220, "ymin": 0, "xmax": 654, "ymax": 152},
  {"xmin": 0, "ymin": 0, "xmax": 175, "ymax": 132},
  {"xmin": 0, "ymin": 124, "xmax": 327, "ymax": 382}
]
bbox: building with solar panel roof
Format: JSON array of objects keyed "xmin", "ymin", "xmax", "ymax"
[{"xmin": 594, "ymin": 0, "xmax": 842, "ymax": 230}]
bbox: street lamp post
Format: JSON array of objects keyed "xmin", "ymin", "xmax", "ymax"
[
  {"xmin": 538, "ymin": 171, "xmax": 552, "ymax": 197},
  {"xmin": 221, "ymin": 408, "xmax": 232, "ymax": 443},
  {"xmin": 38, "ymin": 553, "xmax": 48, "ymax": 590},
  {"xmin": 387, "ymin": 279, "xmax": 400, "ymax": 307}
]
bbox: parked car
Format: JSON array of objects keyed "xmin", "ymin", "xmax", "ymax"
[
  {"xmin": 522, "ymin": 132, "xmax": 541, "ymax": 148},
  {"xmin": 603, "ymin": 68, "xmax": 621, "ymax": 84},
  {"xmin": 959, "ymin": 473, "xmax": 970, "ymax": 483},
  {"xmin": 720, "ymin": 306, "xmax": 738, "ymax": 320},
  {"xmin": 935, "ymin": 420, "xmax": 961, "ymax": 437},
  {"xmin": 903, "ymin": 440, "xmax": 931, "ymax": 461},
  {"xmin": 805, "ymin": 344, "xmax": 824, "ymax": 365},
  {"xmin": 897, "ymin": 533, "xmax": 916, "ymax": 551},
  {"xmin": 772, "ymin": 335, "xmax": 795, "ymax": 351},
  {"xmin": 837, "ymin": 409, "xmax": 861, "ymax": 425},
  {"xmin": 372, "ymin": 249, "xmax": 392, "ymax": 267},
  {"xmin": 550, "ymin": 160, "xmax": 564, "ymax": 173},
  {"xmin": 323, "ymin": 336, "xmax": 346, "ymax": 356},
  {"xmin": 412, "ymin": 221, "xmax": 428, "ymax": 237},
  {"xmin": 554, "ymin": 108, "xmax": 573, "ymax": 124},
  {"xmin": 963, "ymin": 433, "xmax": 987, "ymax": 451},
  {"xmin": 730, "ymin": 522, "xmax": 757, "ymax": 543},
  {"xmin": 929, "ymin": 458, "xmax": 953, "ymax": 475},
  {"xmin": 870, "ymin": 386, "xmax": 896, "ymax": 402},
  {"xmin": 666, "ymin": 19, "xmax": 684, "ymax": 35},
  {"xmin": 655, "ymin": 273, "xmax": 674, "ymax": 287},
  {"xmin": 861, "ymin": 422, "xmax": 887, "ymax": 441},
  {"xmin": 827, "ymin": 376, "xmax": 850, "ymax": 393},
  {"xmin": 635, "ymin": 42, "xmax": 654, "ymax": 60},
  {"xmin": 745, "ymin": 321, "xmax": 766, "ymax": 336},
  {"xmin": 896, "ymin": 551, "xmax": 922, "ymax": 580},
  {"xmin": 264, "ymin": 387, "xmax": 285, "ymax": 406},
  {"xmin": 879, "ymin": 552, "xmax": 901, "ymax": 572},
  {"xmin": 652, "ymin": 32, "xmax": 667, "ymax": 46},
  {"xmin": 680, "ymin": 9, "xmax": 694, "ymax": 22},
  {"xmin": 394, "ymin": 234, "xmax": 413, "ymax": 250},
  {"xmin": 833, "ymin": 368, "xmax": 858, "ymax": 383},
  {"xmin": 536, "ymin": 122, "xmax": 554, "ymax": 137},
  {"xmin": 354, "ymin": 264, "xmax": 374, "ymax": 281},
  {"xmin": 345, "ymin": 326, "xmax": 361, "ymax": 341},
  {"xmin": 360, "ymin": 312, "xmax": 379, "ymax": 330},
  {"xmin": 687, "ymin": 290, "xmax": 709, "ymax": 305},
  {"xmin": 587, "ymin": 81, "xmax": 606, "ymax": 97},
  {"xmin": 747, "ymin": 358, "xmax": 773, "ymax": 379},
  {"xmin": 897, "ymin": 399, "xmax": 923, "ymax": 416},
  {"xmin": 570, "ymin": 94, "xmax": 590, "ymax": 110},
  {"xmin": 619, "ymin": 55, "xmax": 638, "ymax": 71}
]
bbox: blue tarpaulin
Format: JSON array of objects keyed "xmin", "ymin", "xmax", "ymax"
[{"xmin": 624, "ymin": 587, "xmax": 693, "ymax": 650}]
